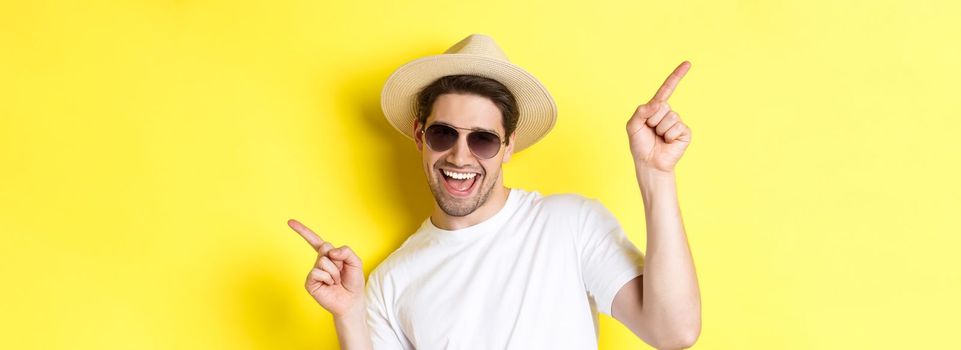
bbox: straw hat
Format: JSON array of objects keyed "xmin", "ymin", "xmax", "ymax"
[{"xmin": 380, "ymin": 34, "xmax": 557, "ymax": 154}]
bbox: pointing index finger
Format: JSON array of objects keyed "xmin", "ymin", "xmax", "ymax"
[
  {"xmin": 651, "ymin": 61, "xmax": 692, "ymax": 102},
  {"xmin": 288, "ymin": 219, "xmax": 324, "ymax": 252}
]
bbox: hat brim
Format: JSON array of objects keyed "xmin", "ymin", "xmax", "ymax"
[{"xmin": 380, "ymin": 54, "xmax": 557, "ymax": 154}]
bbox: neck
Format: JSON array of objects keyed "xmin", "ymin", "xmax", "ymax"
[{"xmin": 430, "ymin": 175, "xmax": 511, "ymax": 231}]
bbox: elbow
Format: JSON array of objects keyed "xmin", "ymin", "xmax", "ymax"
[
  {"xmin": 673, "ymin": 328, "xmax": 701, "ymax": 349},
  {"xmin": 653, "ymin": 322, "xmax": 701, "ymax": 350},
  {"xmin": 654, "ymin": 333, "xmax": 699, "ymax": 350}
]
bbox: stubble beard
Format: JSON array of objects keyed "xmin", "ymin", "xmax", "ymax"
[{"xmin": 429, "ymin": 167, "xmax": 498, "ymax": 217}]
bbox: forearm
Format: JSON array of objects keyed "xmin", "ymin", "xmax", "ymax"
[
  {"xmin": 635, "ymin": 165, "xmax": 701, "ymax": 346},
  {"xmin": 333, "ymin": 307, "xmax": 373, "ymax": 350}
]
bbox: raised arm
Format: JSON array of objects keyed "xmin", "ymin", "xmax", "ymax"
[{"xmin": 612, "ymin": 61, "xmax": 702, "ymax": 349}]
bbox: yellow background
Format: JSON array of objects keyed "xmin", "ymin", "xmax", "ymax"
[{"xmin": 2, "ymin": 0, "xmax": 959, "ymax": 349}]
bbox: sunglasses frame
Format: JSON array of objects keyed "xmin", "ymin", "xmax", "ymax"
[{"xmin": 419, "ymin": 123, "xmax": 507, "ymax": 159}]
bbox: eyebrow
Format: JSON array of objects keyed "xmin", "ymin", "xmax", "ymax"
[{"xmin": 432, "ymin": 121, "xmax": 500, "ymax": 136}]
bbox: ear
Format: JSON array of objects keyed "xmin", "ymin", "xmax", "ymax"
[
  {"xmin": 502, "ymin": 132, "xmax": 516, "ymax": 164},
  {"xmin": 413, "ymin": 120, "xmax": 424, "ymax": 152}
]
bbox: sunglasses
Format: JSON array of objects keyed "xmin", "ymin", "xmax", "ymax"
[{"xmin": 420, "ymin": 123, "xmax": 506, "ymax": 159}]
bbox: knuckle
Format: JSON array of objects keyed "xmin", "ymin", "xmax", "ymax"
[{"xmin": 634, "ymin": 104, "xmax": 646, "ymax": 114}]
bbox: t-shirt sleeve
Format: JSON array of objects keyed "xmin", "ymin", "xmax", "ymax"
[
  {"xmin": 575, "ymin": 197, "xmax": 646, "ymax": 316},
  {"xmin": 365, "ymin": 271, "xmax": 413, "ymax": 350}
]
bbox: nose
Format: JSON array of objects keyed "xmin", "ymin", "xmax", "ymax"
[{"xmin": 445, "ymin": 133, "xmax": 475, "ymax": 166}]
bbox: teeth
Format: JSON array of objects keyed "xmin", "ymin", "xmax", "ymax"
[{"xmin": 442, "ymin": 169, "xmax": 478, "ymax": 180}]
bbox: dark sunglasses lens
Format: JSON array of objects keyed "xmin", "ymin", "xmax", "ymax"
[
  {"xmin": 468, "ymin": 131, "xmax": 501, "ymax": 159},
  {"xmin": 425, "ymin": 125, "xmax": 458, "ymax": 151}
]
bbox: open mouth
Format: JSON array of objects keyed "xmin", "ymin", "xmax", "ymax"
[{"xmin": 439, "ymin": 168, "xmax": 481, "ymax": 197}]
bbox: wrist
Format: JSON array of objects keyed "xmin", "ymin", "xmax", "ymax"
[
  {"xmin": 333, "ymin": 302, "xmax": 367, "ymax": 324},
  {"xmin": 332, "ymin": 301, "xmax": 373, "ymax": 350},
  {"xmin": 634, "ymin": 165, "xmax": 677, "ymax": 205},
  {"xmin": 635, "ymin": 165, "xmax": 676, "ymax": 183}
]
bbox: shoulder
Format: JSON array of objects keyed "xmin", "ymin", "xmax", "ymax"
[
  {"xmin": 366, "ymin": 229, "xmax": 432, "ymax": 289},
  {"xmin": 530, "ymin": 190, "xmax": 622, "ymax": 237},
  {"xmin": 515, "ymin": 188, "xmax": 596, "ymax": 212},
  {"xmin": 511, "ymin": 188, "xmax": 613, "ymax": 232},
  {"xmin": 528, "ymin": 190, "xmax": 607, "ymax": 220}
]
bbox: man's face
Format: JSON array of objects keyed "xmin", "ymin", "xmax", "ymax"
[{"xmin": 414, "ymin": 93, "xmax": 515, "ymax": 217}]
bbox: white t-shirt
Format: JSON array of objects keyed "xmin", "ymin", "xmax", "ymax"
[{"xmin": 365, "ymin": 188, "xmax": 645, "ymax": 349}]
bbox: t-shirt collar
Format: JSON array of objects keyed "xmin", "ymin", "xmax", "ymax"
[{"xmin": 422, "ymin": 188, "xmax": 521, "ymax": 241}]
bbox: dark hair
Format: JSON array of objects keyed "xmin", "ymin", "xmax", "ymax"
[{"xmin": 415, "ymin": 75, "xmax": 519, "ymax": 145}]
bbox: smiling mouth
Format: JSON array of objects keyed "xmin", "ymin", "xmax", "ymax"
[{"xmin": 439, "ymin": 168, "xmax": 481, "ymax": 197}]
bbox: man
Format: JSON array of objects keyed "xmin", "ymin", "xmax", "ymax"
[{"xmin": 288, "ymin": 34, "xmax": 701, "ymax": 349}]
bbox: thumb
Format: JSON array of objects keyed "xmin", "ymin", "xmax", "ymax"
[
  {"xmin": 328, "ymin": 246, "xmax": 363, "ymax": 270},
  {"xmin": 329, "ymin": 246, "xmax": 365, "ymax": 294}
]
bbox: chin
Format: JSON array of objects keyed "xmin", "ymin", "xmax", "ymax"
[{"xmin": 430, "ymin": 174, "xmax": 491, "ymax": 217}]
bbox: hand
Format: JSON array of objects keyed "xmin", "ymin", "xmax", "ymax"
[
  {"xmin": 288, "ymin": 219, "xmax": 365, "ymax": 318},
  {"xmin": 626, "ymin": 61, "xmax": 693, "ymax": 173}
]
